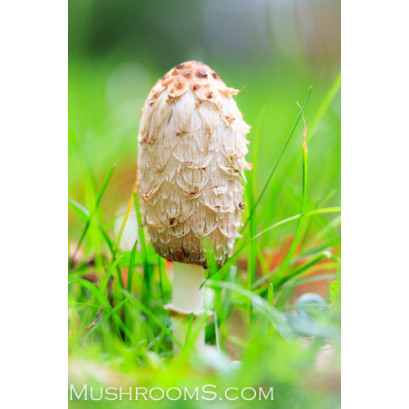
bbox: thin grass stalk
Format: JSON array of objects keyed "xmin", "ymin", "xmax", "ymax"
[
  {"xmin": 242, "ymin": 87, "xmax": 312, "ymax": 231},
  {"xmin": 275, "ymin": 103, "xmax": 308, "ymax": 280},
  {"xmin": 132, "ymin": 192, "xmax": 150, "ymax": 305}
]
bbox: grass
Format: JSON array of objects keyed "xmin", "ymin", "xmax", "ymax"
[{"xmin": 68, "ymin": 60, "xmax": 340, "ymax": 408}]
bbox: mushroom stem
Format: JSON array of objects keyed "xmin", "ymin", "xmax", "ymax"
[{"xmin": 168, "ymin": 262, "xmax": 206, "ymax": 352}]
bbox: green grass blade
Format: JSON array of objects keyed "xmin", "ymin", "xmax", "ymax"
[
  {"xmin": 127, "ymin": 239, "xmax": 138, "ymax": 293},
  {"xmin": 222, "ymin": 266, "xmax": 236, "ymax": 322},
  {"xmin": 267, "ymin": 283, "xmax": 274, "ymax": 305},
  {"xmin": 217, "ymin": 207, "xmax": 340, "ymax": 278},
  {"xmin": 284, "ymin": 273, "xmax": 336, "ymax": 288},
  {"xmin": 275, "ymin": 103, "xmax": 309, "ymax": 280},
  {"xmin": 132, "ymin": 192, "xmax": 150, "ymax": 304},
  {"xmin": 183, "ymin": 313, "xmax": 195, "ymax": 351},
  {"xmin": 305, "ymin": 207, "xmax": 341, "ymax": 216},
  {"xmin": 68, "ymin": 198, "xmax": 90, "ymax": 223},
  {"xmin": 96, "ymin": 222, "xmax": 115, "ymax": 255},
  {"xmin": 272, "ymin": 252, "xmax": 329, "ymax": 289},
  {"xmin": 250, "ymin": 236, "xmax": 340, "ymax": 289},
  {"xmin": 220, "ymin": 266, "xmax": 236, "ymax": 349},
  {"xmin": 206, "ymin": 279, "xmax": 296, "ymax": 341},
  {"xmin": 253, "ymin": 238, "xmax": 337, "ymax": 289},
  {"xmin": 293, "ymin": 236, "xmax": 340, "ymax": 262},
  {"xmin": 99, "ymin": 256, "xmax": 123, "ymax": 294},
  {"xmin": 124, "ymin": 239, "xmax": 139, "ymax": 344},
  {"xmin": 157, "ymin": 255, "xmax": 168, "ymax": 303},
  {"xmin": 309, "ymin": 71, "xmax": 341, "ymax": 143},
  {"xmin": 69, "ymin": 164, "xmax": 116, "ymax": 267},
  {"xmin": 122, "ymin": 289, "xmax": 183, "ymax": 349},
  {"xmin": 243, "ymin": 86, "xmax": 312, "ymax": 230},
  {"xmin": 68, "ymin": 275, "xmax": 134, "ymax": 342},
  {"xmin": 115, "ymin": 194, "xmax": 135, "ymax": 250},
  {"xmin": 214, "ymin": 310, "xmax": 220, "ymax": 352},
  {"xmin": 81, "ymin": 297, "xmax": 131, "ymax": 341}
]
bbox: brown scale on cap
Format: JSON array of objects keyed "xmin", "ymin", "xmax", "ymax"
[
  {"xmin": 196, "ymin": 71, "xmax": 208, "ymax": 78},
  {"xmin": 147, "ymin": 61, "xmax": 239, "ymax": 110},
  {"xmin": 225, "ymin": 115, "xmax": 235, "ymax": 124}
]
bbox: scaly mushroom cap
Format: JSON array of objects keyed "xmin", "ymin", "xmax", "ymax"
[{"xmin": 137, "ymin": 61, "xmax": 251, "ymax": 266}]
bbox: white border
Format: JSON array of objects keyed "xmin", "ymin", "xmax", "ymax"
[
  {"xmin": 342, "ymin": 0, "xmax": 409, "ymax": 407},
  {"xmin": 0, "ymin": 1, "xmax": 67, "ymax": 407}
]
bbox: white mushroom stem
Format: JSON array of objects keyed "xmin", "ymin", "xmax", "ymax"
[{"xmin": 167, "ymin": 262, "xmax": 206, "ymax": 352}]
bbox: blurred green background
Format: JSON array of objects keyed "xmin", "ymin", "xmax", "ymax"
[{"xmin": 69, "ymin": 0, "xmax": 340, "ymax": 408}]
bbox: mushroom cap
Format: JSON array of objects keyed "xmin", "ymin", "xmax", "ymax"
[{"xmin": 137, "ymin": 61, "xmax": 251, "ymax": 266}]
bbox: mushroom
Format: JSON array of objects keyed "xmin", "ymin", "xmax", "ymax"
[{"xmin": 137, "ymin": 61, "xmax": 251, "ymax": 351}]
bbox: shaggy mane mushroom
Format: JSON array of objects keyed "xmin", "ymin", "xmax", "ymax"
[{"xmin": 137, "ymin": 61, "xmax": 251, "ymax": 351}]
